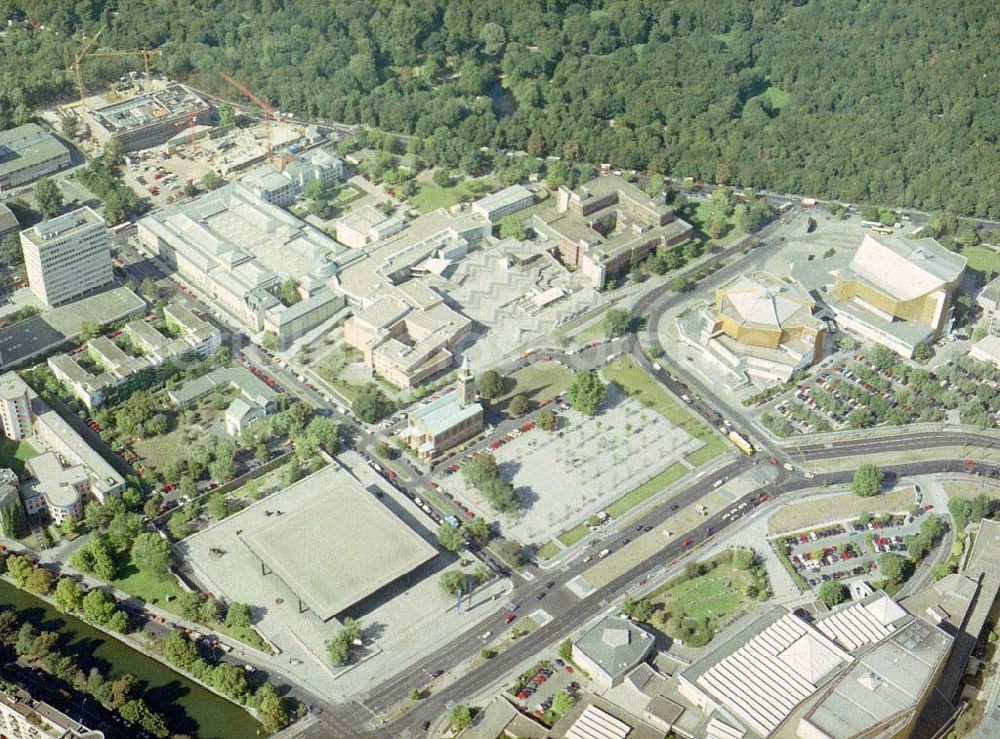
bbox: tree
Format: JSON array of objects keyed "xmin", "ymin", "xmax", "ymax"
[
  {"xmin": 913, "ymin": 341, "xmax": 932, "ymax": 362},
  {"xmin": 304, "ymin": 415, "xmax": 340, "ymax": 454},
  {"xmin": 852, "ymin": 464, "xmax": 884, "ymax": 497},
  {"xmin": 352, "ymin": 384, "xmax": 392, "ymax": 423},
  {"xmin": 567, "ymin": 370, "xmax": 607, "ymax": 415},
  {"xmin": 176, "ymin": 590, "xmax": 204, "ymax": 621},
  {"xmin": 437, "ymin": 523, "xmax": 466, "ymax": 552},
  {"xmin": 256, "ymin": 683, "xmax": 292, "ymax": 733},
  {"xmin": 492, "ymin": 538, "xmax": 526, "ymax": 568},
  {"xmin": 201, "ymin": 171, "xmax": 221, "ymax": 190},
  {"xmin": 61, "ymin": 115, "xmax": 79, "ymax": 138},
  {"xmin": 131, "ymin": 533, "xmax": 172, "ymax": 575},
  {"xmin": 26, "ymin": 567, "xmax": 54, "ymax": 595},
  {"xmin": 432, "ymin": 169, "xmax": 452, "ymax": 188},
  {"xmin": 645, "ymin": 173, "xmax": 665, "ymax": 198},
  {"xmin": 163, "ymin": 631, "xmax": 200, "ymax": 670},
  {"xmin": 201, "ymin": 596, "xmax": 224, "ymax": 624},
  {"xmin": 478, "ymin": 370, "xmax": 505, "ymax": 400},
  {"xmin": 1, "ymin": 499, "xmax": 29, "ymax": 538},
  {"xmin": 207, "ymin": 492, "xmax": 229, "ymax": 520},
  {"xmin": 498, "ymin": 214, "xmax": 526, "ymax": 240},
  {"xmin": 478, "ymin": 21, "xmax": 506, "ymax": 55},
  {"xmin": 878, "ymin": 552, "xmax": 909, "ymax": 586},
  {"xmin": 621, "ymin": 596, "xmax": 653, "ymax": 622},
  {"xmin": 552, "ymin": 689, "xmax": 576, "ymax": 717},
  {"xmin": 120, "ymin": 699, "xmax": 169, "ymax": 738},
  {"xmin": 226, "ymin": 602, "xmax": 253, "ymax": 629},
  {"xmin": 107, "ymin": 511, "xmax": 144, "ymax": 551},
  {"xmin": 167, "ymin": 511, "xmax": 191, "ymax": 541},
  {"xmin": 279, "ymin": 278, "xmax": 302, "ymax": 306},
  {"xmin": 463, "ymin": 454, "xmax": 519, "ymax": 514},
  {"xmin": 439, "ymin": 570, "xmax": 473, "ymax": 596},
  {"xmin": 731, "ymin": 548, "xmax": 755, "ymax": 570},
  {"xmin": 82, "ymin": 589, "xmax": 123, "ymax": 627},
  {"xmin": 603, "ymin": 308, "xmax": 631, "ymax": 337},
  {"xmin": 34, "ymin": 177, "xmax": 63, "ymax": 218},
  {"xmin": 466, "ymin": 516, "xmax": 491, "ymax": 547},
  {"xmin": 508, "ymin": 395, "xmax": 531, "ymax": 416},
  {"xmin": 6, "ymin": 556, "xmax": 32, "ymax": 588},
  {"xmin": 536, "ymin": 410, "xmax": 556, "ymax": 431},
  {"xmin": 102, "ymin": 138, "xmax": 125, "ymax": 170},
  {"xmin": 448, "ymin": 704, "xmax": 474, "ymax": 731},
  {"xmin": 818, "ymin": 580, "xmax": 848, "ymax": 607},
  {"xmin": 558, "ymin": 639, "xmax": 573, "ymax": 661},
  {"xmin": 54, "ymin": 577, "xmax": 85, "ymax": 613}
]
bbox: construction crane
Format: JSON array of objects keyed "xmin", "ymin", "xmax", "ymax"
[
  {"xmin": 71, "ymin": 27, "xmax": 104, "ymax": 110},
  {"xmin": 218, "ymin": 71, "xmax": 276, "ymax": 167}
]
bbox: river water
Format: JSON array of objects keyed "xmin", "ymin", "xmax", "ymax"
[{"xmin": 0, "ymin": 580, "xmax": 263, "ymax": 738}]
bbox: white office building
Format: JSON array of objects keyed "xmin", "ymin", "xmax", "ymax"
[{"xmin": 20, "ymin": 207, "xmax": 114, "ymax": 307}]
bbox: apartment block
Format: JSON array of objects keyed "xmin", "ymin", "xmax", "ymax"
[
  {"xmin": 0, "ymin": 685, "xmax": 103, "ymax": 739},
  {"xmin": 0, "ymin": 371, "xmax": 32, "ymax": 440}
]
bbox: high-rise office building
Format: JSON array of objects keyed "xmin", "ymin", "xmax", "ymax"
[{"xmin": 20, "ymin": 207, "xmax": 114, "ymax": 307}]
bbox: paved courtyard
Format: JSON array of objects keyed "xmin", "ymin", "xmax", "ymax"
[{"xmin": 447, "ymin": 385, "xmax": 703, "ymax": 544}]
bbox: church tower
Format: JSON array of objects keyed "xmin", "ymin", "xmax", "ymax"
[{"xmin": 458, "ymin": 355, "xmax": 475, "ymax": 407}]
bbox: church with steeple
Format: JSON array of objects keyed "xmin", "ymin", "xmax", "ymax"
[{"xmin": 400, "ymin": 356, "xmax": 484, "ymax": 461}]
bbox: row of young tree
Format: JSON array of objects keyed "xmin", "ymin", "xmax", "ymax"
[{"xmin": 1, "ymin": 1, "xmax": 997, "ymax": 217}]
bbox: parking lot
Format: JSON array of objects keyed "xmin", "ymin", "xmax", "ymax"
[
  {"xmin": 442, "ymin": 384, "xmax": 703, "ymax": 544},
  {"xmin": 778, "ymin": 504, "xmax": 934, "ymax": 588},
  {"xmin": 508, "ymin": 655, "xmax": 586, "ymax": 722},
  {"xmin": 764, "ymin": 348, "xmax": 1000, "ymax": 436}
]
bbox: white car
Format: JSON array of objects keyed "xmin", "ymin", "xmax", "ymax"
[
  {"xmin": 480, "ymin": 631, "xmax": 492, "ymax": 640},
  {"xmin": 783, "ymin": 462, "xmax": 794, "ymax": 471}
]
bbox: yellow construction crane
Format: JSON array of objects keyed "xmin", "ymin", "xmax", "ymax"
[
  {"xmin": 70, "ymin": 27, "xmax": 103, "ymax": 110},
  {"xmin": 70, "ymin": 32, "xmax": 163, "ymax": 111}
]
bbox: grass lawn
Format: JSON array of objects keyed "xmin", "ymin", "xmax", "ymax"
[
  {"xmin": 962, "ymin": 245, "xmax": 1000, "ymax": 275},
  {"xmin": 536, "ymin": 541, "xmax": 562, "ymax": 560},
  {"xmin": 650, "ymin": 562, "xmax": 747, "ymax": 621},
  {"xmin": 943, "ymin": 481, "xmax": 1000, "ymax": 499},
  {"xmin": 133, "ymin": 426, "xmax": 190, "ymax": 473},
  {"xmin": 767, "ymin": 486, "xmax": 916, "ymax": 535},
  {"xmin": 114, "ymin": 564, "xmax": 185, "ymax": 607},
  {"xmin": 604, "ymin": 462, "xmax": 689, "ymax": 519},
  {"xmin": 495, "ymin": 363, "xmax": 573, "ymax": 410},
  {"xmin": 558, "ymin": 523, "xmax": 590, "ymax": 547},
  {"xmin": 603, "ymin": 356, "xmax": 727, "ymax": 466},
  {"xmin": 0, "ymin": 438, "xmax": 39, "ymax": 475},
  {"xmin": 760, "ymin": 86, "xmax": 791, "ymax": 110},
  {"xmin": 410, "ymin": 177, "xmax": 497, "ymax": 213},
  {"xmin": 114, "ymin": 561, "xmax": 272, "ymax": 652}
]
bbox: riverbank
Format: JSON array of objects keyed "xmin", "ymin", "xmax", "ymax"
[{"xmin": 0, "ymin": 578, "xmax": 263, "ymax": 738}]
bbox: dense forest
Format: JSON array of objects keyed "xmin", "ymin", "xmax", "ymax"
[{"xmin": 1, "ymin": 0, "xmax": 997, "ymax": 217}]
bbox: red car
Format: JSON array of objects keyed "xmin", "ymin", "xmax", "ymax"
[
  {"xmin": 505, "ymin": 614, "xmax": 516, "ymax": 624},
  {"xmin": 682, "ymin": 538, "xmax": 692, "ymax": 547},
  {"xmin": 564, "ymin": 665, "xmax": 574, "ymax": 673}
]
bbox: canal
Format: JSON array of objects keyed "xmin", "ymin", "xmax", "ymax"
[{"xmin": 0, "ymin": 579, "xmax": 263, "ymax": 738}]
